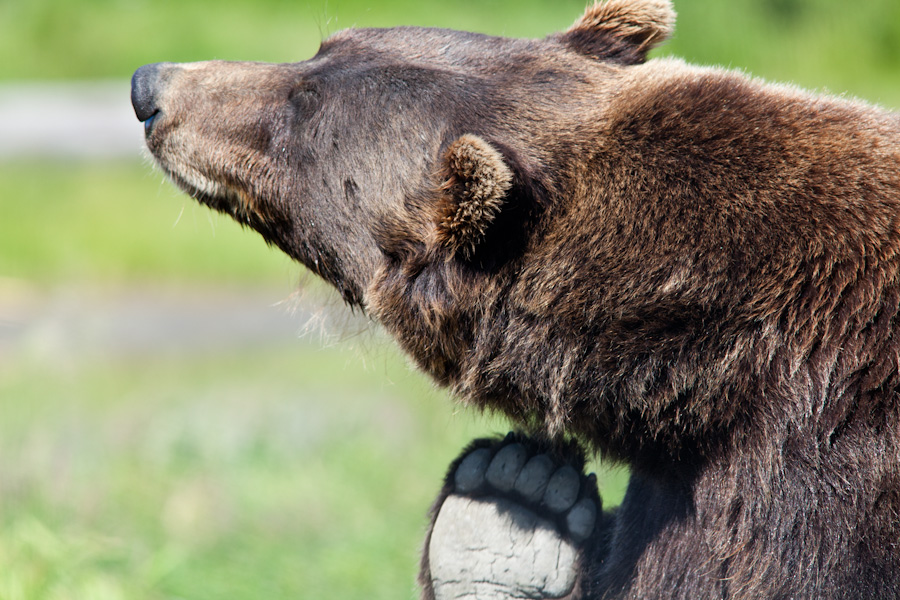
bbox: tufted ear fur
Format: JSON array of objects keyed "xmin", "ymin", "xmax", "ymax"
[
  {"xmin": 434, "ymin": 134, "xmax": 514, "ymax": 259},
  {"xmin": 560, "ymin": 0, "xmax": 675, "ymax": 64}
]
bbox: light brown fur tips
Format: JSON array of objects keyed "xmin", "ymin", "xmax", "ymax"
[{"xmin": 435, "ymin": 135, "xmax": 514, "ymax": 258}]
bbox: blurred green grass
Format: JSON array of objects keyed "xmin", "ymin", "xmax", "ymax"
[
  {"xmin": 1, "ymin": 333, "xmax": 628, "ymax": 600},
  {"xmin": 1, "ymin": 0, "xmax": 899, "ymax": 598},
  {"xmin": 0, "ymin": 162, "xmax": 293, "ymax": 285},
  {"xmin": 0, "ymin": 346, "xmax": 462, "ymax": 598}
]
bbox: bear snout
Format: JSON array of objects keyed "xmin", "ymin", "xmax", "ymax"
[{"xmin": 131, "ymin": 63, "xmax": 169, "ymax": 133}]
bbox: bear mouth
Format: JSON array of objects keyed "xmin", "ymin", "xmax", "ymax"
[{"xmin": 143, "ymin": 112, "xmax": 160, "ymax": 137}]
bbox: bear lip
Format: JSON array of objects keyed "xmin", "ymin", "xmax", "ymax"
[{"xmin": 143, "ymin": 111, "xmax": 160, "ymax": 136}]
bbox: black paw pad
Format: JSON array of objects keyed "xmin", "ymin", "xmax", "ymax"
[{"xmin": 451, "ymin": 437, "xmax": 600, "ymax": 542}]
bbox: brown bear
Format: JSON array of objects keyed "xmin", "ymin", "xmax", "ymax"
[{"xmin": 131, "ymin": 0, "xmax": 900, "ymax": 598}]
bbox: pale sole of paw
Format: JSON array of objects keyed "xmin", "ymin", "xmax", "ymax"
[{"xmin": 429, "ymin": 495, "xmax": 579, "ymax": 600}]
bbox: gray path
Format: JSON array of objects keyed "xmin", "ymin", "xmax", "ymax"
[
  {"xmin": 0, "ymin": 282, "xmax": 356, "ymax": 364},
  {"xmin": 0, "ymin": 80, "xmax": 142, "ymax": 160}
]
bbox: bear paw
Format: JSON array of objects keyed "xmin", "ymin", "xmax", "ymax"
[{"xmin": 426, "ymin": 435, "xmax": 600, "ymax": 600}]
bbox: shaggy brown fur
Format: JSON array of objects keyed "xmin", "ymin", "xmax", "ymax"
[{"xmin": 132, "ymin": 0, "xmax": 900, "ymax": 597}]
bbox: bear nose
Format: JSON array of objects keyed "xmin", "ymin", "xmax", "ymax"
[{"xmin": 131, "ymin": 63, "xmax": 166, "ymax": 124}]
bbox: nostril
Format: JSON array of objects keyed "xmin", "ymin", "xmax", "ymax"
[{"xmin": 131, "ymin": 62, "xmax": 165, "ymax": 123}]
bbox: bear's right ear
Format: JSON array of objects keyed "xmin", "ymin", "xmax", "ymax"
[
  {"xmin": 433, "ymin": 134, "xmax": 514, "ymax": 259},
  {"xmin": 559, "ymin": 0, "xmax": 675, "ymax": 64}
]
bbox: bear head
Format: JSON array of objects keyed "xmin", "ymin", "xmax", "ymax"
[{"xmin": 131, "ymin": 0, "xmax": 900, "ymax": 470}]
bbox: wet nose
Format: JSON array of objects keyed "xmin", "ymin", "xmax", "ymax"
[{"xmin": 130, "ymin": 63, "xmax": 166, "ymax": 123}]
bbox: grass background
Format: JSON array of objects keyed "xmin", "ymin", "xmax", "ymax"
[
  {"xmin": 1, "ymin": 0, "xmax": 899, "ymax": 598},
  {"xmin": 2, "ymin": 0, "xmax": 899, "ymax": 105}
]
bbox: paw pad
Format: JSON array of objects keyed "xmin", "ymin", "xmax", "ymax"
[
  {"xmin": 485, "ymin": 443, "xmax": 528, "ymax": 491},
  {"xmin": 451, "ymin": 436, "xmax": 600, "ymax": 543},
  {"xmin": 429, "ymin": 436, "xmax": 601, "ymax": 600}
]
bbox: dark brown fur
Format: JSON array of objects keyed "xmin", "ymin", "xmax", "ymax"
[{"xmin": 133, "ymin": 1, "xmax": 900, "ymax": 597}]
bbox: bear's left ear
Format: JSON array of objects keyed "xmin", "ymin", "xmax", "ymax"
[
  {"xmin": 559, "ymin": 0, "xmax": 675, "ymax": 64},
  {"xmin": 434, "ymin": 134, "xmax": 514, "ymax": 259}
]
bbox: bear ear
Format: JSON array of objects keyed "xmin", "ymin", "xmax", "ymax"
[
  {"xmin": 434, "ymin": 134, "xmax": 514, "ymax": 259},
  {"xmin": 560, "ymin": 0, "xmax": 675, "ymax": 64}
]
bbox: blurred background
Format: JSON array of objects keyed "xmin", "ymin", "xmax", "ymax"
[{"xmin": 1, "ymin": 0, "xmax": 898, "ymax": 598}]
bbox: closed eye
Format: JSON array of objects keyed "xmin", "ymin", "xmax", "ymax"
[{"xmin": 289, "ymin": 82, "xmax": 321, "ymax": 118}]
